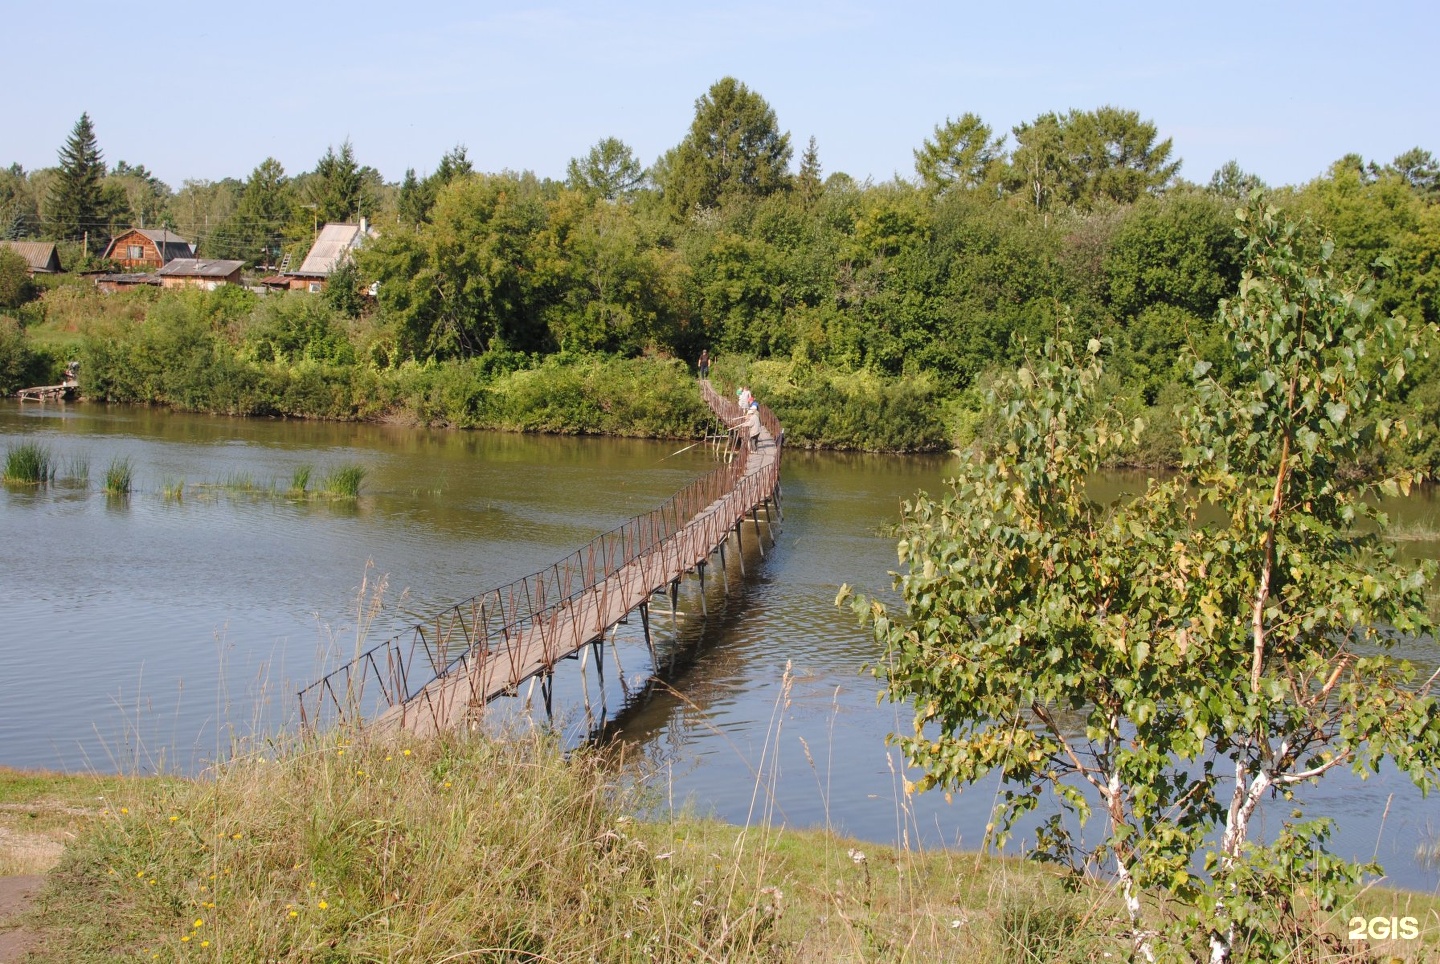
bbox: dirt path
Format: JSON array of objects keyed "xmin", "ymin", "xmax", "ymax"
[{"xmin": 0, "ymin": 875, "xmax": 42, "ymax": 963}]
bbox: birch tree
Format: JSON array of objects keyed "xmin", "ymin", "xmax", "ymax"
[{"xmin": 851, "ymin": 198, "xmax": 1440, "ymax": 962}]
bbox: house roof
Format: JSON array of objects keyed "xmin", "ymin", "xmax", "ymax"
[
  {"xmin": 156, "ymin": 258, "xmax": 244, "ymax": 278},
  {"xmin": 93, "ymin": 273, "xmax": 162, "ymax": 286},
  {"xmin": 1, "ymin": 240, "xmax": 61, "ymax": 272},
  {"xmin": 104, "ymin": 227, "xmax": 195, "ymax": 262},
  {"xmin": 293, "ymin": 222, "xmax": 375, "ymax": 277}
]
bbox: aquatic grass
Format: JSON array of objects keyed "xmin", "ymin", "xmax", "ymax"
[
  {"xmin": 1418, "ymin": 836, "xmax": 1440, "ymax": 869},
  {"xmin": 320, "ymin": 464, "xmax": 364, "ymax": 498},
  {"xmin": 1384, "ymin": 515, "xmax": 1440, "ymax": 542},
  {"xmin": 60, "ymin": 453, "xmax": 90, "ymax": 486},
  {"xmin": 3, "ymin": 440, "xmax": 53, "ymax": 485},
  {"xmin": 288, "ymin": 464, "xmax": 312, "ymax": 495},
  {"xmin": 104, "ymin": 456, "xmax": 134, "ymax": 495},
  {"xmin": 221, "ymin": 472, "xmax": 257, "ymax": 492},
  {"xmin": 161, "ymin": 478, "xmax": 184, "ymax": 501}
]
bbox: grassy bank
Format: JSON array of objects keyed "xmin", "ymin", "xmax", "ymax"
[{"xmin": 2, "ymin": 733, "xmax": 1436, "ymax": 963}]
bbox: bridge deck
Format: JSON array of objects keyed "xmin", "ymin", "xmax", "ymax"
[{"xmin": 300, "ymin": 382, "xmax": 781, "ymax": 737}]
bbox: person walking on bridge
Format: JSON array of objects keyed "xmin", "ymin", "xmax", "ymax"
[{"xmin": 697, "ymin": 349, "xmax": 710, "ymax": 379}]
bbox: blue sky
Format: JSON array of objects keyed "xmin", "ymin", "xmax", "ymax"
[{"xmin": 7, "ymin": 1, "xmax": 1436, "ymax": 191}]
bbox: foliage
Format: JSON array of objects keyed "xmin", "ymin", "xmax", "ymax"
[
  {"xmin": 1103, "ymin": 191, "xmax": 1244, "ymax": 322},
  {"xmin": 567, "ymin": 136, "xmax": 646, "ymax": 201},
  {"xmin": 310, "ymin": 140, "xmax": 367, "ymax": 224},
  {"xmin": 913, "ymin": 113, "xmax": 1006, "ymax": 194},
  {"xmin": 363, "ymin": 173, "xmax": 550, "ymax": 360},
  {"xmin": 397, "ymin": 145, "xmax": 473, "ymax": 226},
  {"xmin": 736, "ymin": 360, "xmax": 950, "ymax": 452},
  {"xmin": 0, "ymin": 317, "xmax": 39, "ymax": 393},
  {"xmin": 45, "ymin": 113, "xmax": 107, "ymax": 243},
  {"xmin": 211, "ymin": 157, "xmax": 294, "ymax": 264},
  {"xmin": 323, "ymin": 257, "xmax": 364, "ymax": 319},
  {"xmin": 664, "ymin": 77, "xmax": 793, "ymax": 215},
  {"xmin": 0, "ymin": 247, "xmax": 36, "ymax": 309},
  {"xmin": 853, "ymin": 201, "xmax": 1440, "ymax": 961},
  {"xmin": 0, "ymin": 163, "xmax": 41, "ymax": 238},
  {"xmin": 1008, "ymin": 106, "xmax": 1180, "ymax": 212}
]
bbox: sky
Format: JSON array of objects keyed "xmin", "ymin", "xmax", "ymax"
[{"xmin": 5, "ymin": 1, "xmax": 1437, "ymax": 192}]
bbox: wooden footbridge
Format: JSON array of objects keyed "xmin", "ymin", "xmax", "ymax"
[{"xmin": 296, "ymin": 382, "xmax": 782, "ymax": 737}]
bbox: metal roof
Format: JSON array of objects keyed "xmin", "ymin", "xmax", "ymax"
[
  {"xmin": 156, "ymin": 258, "xmax": 245, "ymax": 278},
  {"xmin": 294, "ymin": 222, "xmax": 374, "ymax": 277},
  {"xmin": 0, "ymin": 240, "xmax": 61, "ymax": 272},
  {"xmin": 104, "ymin": 227, "xmax": 195, "ymax": 262}
]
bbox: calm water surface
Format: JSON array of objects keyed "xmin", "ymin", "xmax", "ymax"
[{"xmin": 2, "ymin": 400, "xmax": 1437, "ymax": 892}]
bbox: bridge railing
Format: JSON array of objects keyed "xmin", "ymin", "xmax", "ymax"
[{"xmin": 297, "ymin": 392, "xmax": 781, "ymax": 731}]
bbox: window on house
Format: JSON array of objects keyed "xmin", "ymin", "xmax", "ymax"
[
  {"xmin": 308, "ymin": 282, "xmax": 322, "ymax": 293},
  {"xmin": 127, "ymin": 245, "xmax": 144, "ymax": 260}
]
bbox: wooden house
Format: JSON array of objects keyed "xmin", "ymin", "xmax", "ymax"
[
  {"xmin": 285, "ymin": 220, "xmax": 375, "ymax": 292},
  {"xmin": 155, "ymin": 258, "xmax": 244, "ymax": 289},
  {"xmin": 0, "ymin": 240, "xmax": 62, "ymax": 274},
  {"xmin": 102, "ymin": 228, "xmax": 194, "ymax": 270}
]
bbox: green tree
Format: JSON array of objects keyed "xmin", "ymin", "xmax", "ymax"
[
  {"xmin": 0, "ymin": 247, "xmax": 35, "ymax": 308},
  {"xmin": 1207, "ymin": 159, "xmax": 1267, "ymax": 200},
  {"xmin": 664, "ymin": 77, "xmax": 792, "ymax": 215},
  {"xmin": 853, "ymin": 201, "xmax": 1440, "ymax": 961},
  {"xmin": 45, "ymin": 112, "xmax": 106, "ymax": 242},
  {"xmin": 1006, "ymin": 111, "xmax": 1070, "ymax": 213},
  {"xmin": 223, "ymin": 158, "xmax": 295, "ymax": 265},
  {"xmin": 362, "ymin": 173, "xmax": 549, "ymax": 360},
  {"xmin": 796, "ymin": 135, "xmax": 823, "ymax": 204},
  {"xmin": 1386, "ymin": 146, "xmax": 1439, "ymax": 199},
  {"xmin": 172, "ymin": 178, "xmax": 241, "ymax": 255},
  {"xmin": 0, "ymin": 164, "xmax": 39, "ymax": 239},
  {"xmin": 1007, "ymin": 107, "xmax": 1179, "ymax": 211},
  {"xmin": 533, "ymin": 190, "xmax": 676, "ymax": 353},
  {"xmin": 107, "ymin": 161, "xmax": 171, "ymax": 229},
  {"xmin": 913, "ymin": 113, "xmax": 1005, "ymax": 194},
  {"xmin": 1104, "ymin": 191, "xmax": 1243, "ymax": 322},
  {"xmin": 311, "ymin": 140, "xmax": 365, "ymax": 223},
  {"xmin": 566, "ymin": 137, "xmax": 645, "ymax": 201},
  {"xmin": 396, "ymin": 145, "xmax": 474, "ymax": 226}
]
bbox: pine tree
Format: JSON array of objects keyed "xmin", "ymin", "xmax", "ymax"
[
  {"xmin": 797, "ymin": 135, "xmax": 823, "ymax": 203},
  {"xmin": 47, "ymin": 113, "xmax": 106, "ymax": 242}
]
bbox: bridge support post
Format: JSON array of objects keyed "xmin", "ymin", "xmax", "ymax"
[
  {"xmin": 762, "ymin": 498, "xmax": 776, "ymax": 546},
  {"xmin": 669, "ymin": 579, "xmax": 680, "ymax": 633},
  {"xmin": 697, "ymin": 562, "xmax": 708, "ymax": 618},
  {"xmin": 639, "ymin": 602, "xmax": 655, "ymax": 664},
  {"xmin": 751, "ymin": 507, "xmax": 765, "ymax": 558},
  {"xmin": 541, "ymin": 672, "xmax": 554, "ymax": 723},
  {"xmin": 718, "ymin": 542, "xmax": 729, "ymax": 592},
  {"xmin": 734, "ymin": 521, "xmax": 746, "ymax": 576}
]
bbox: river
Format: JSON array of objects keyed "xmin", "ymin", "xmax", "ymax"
[{"xmin": 1, "ymin": 400, "xmax": 1437, "ymax": 892}]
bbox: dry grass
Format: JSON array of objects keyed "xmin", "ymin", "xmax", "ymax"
[{"xmin": 4, "ymin": 733, "xmax": 1122, "ymax": 963}]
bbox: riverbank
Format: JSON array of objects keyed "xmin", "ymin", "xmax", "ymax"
[{"xmin": 0, "ymin": 734, "xmax": 1435, "ymax": 963}]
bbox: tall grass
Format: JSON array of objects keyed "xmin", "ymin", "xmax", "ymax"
[
  {"xmin": 14, "ymin": 729, "xmax": 1148, "ymax": 963},
  {"xmin": 321, "ymin": 464, "xmax": 364, "ymax": 498},
  {"xmin": 3, "ymin": 441, "xmax": 53, "ymax": 485},
  {"xmin": 60, "ymin": 453, "xmax": 89, "ymax": 486},
  {"xmin": 103, "ymin": 456, "xmax": 134, "ymax": 495},
  {"xmin": 288, "ymin": 464, "xmax": 312, "ymax": 495}
]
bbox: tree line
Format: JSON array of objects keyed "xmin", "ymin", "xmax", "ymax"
[{"xmin": 4, "ymin": 79, "xmax": 1439, "ymax": 463}]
